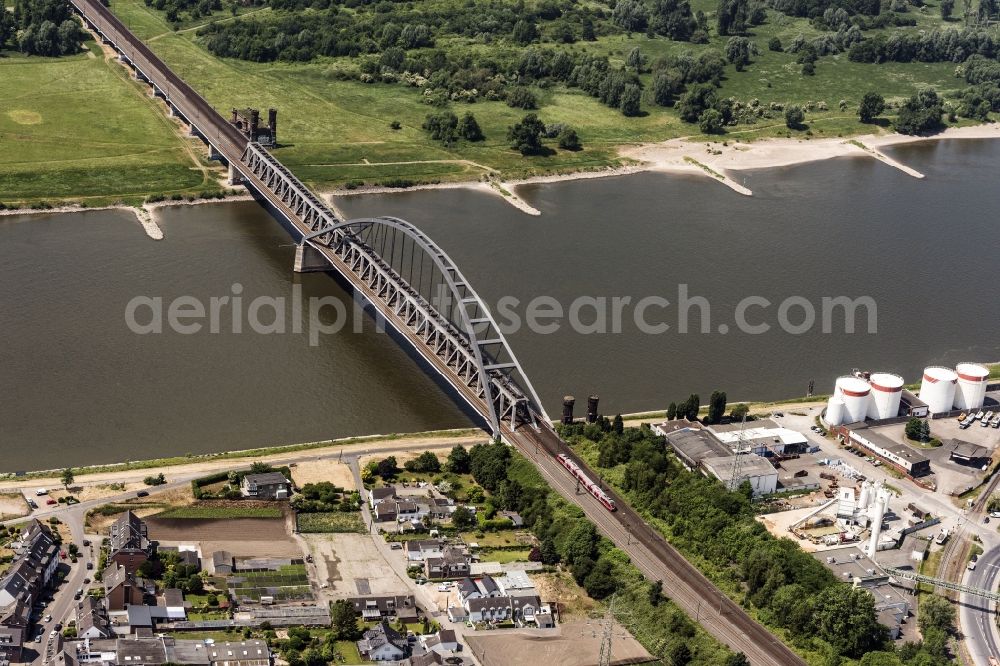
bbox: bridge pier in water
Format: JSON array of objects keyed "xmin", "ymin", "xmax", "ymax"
[{"xmin": 293, "ymin": 244, "xmax": 331, "ymax": 273}]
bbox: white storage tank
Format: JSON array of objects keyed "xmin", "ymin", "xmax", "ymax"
[
  {"xmin": 825, "ymin": 396, "xmax": 845, "ymax": 426},
  {"xmin": 867, "ymin": 372, "xmax": 904, "ymax": 420},
  {"xmin": 954, "ymin": 362, "xmax": 989, "ymax": 410},
  {"xmin": 919, "ymin": 366, "xmax": 958, "ymax": 414},
  {"xmin": 835, "ymin": 376, "xmax": 871, "ymax": 424}
]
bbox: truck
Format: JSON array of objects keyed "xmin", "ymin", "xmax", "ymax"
[{"xmin": 935, "ymin": 528, "xmax": 950, "ymax": 545}]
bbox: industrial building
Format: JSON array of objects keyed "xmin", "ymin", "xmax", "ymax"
[
  {"xmin": 842, "ymin": 425, "xmax": 931, "ymax": 477},
  {"xmin": 655, "ymin": 421, "xmax": 780, "ymax": 497},
  {"xmin": 706, "ymin": 419, "xmax": 810, "ymax": 456}
]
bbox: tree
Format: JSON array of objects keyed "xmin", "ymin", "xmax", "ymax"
[
  {"xmin": 458, "ymin": 113, "xmax": 484, "ymax": 141},
  {"xmin": 620, "ymin": 83, "xmax": 642, "ymax": 116},
  {"xmin": 557, "ymin": 127, "xmax": 582, "ymax": 151},
  {"xmin": 785, "ymin": 104, "xmax": 805, "ymax": 128},
  {"xmin": 375, "ymin": 456, "xmax": 399, "ymax": 479},
  {"xmin": 583, "ymin": 558, "xmax": 618, "ymax": 599},
  {"xmin": 507, "ymin": 114, "xmax": 546, "ymax": 155},
  {"xmin": 512, "ymin": 19, "xmax": 537, "ymax": 45},
  {"xmin": 651, "ymin": 70, "xmax": 682, "ymax": 107},
  {"xmin": 941, "ymin": 0, "xmax": 955, "ymax": 17},
  {"xmin": 668, "ymin": 642, "xmax": 692, "ymax": 666},
  {"xmin": 677, "ymin": 84, "xmax": 717, "ymax": 123},
  {"xmin": 905, "ymin": 417, "xmax": 931, "ymax": 442},
  {"xmin": 699, "ymin": 108, "xmax": 724, "ymax": 134},
  {"xmin": 895, "ymin": 89, "xmax": 944, "ymax": 135},
  {"xmin": 451, "ymin": 505, "xmax": 475, "ymax": 529},
  {"xmin": 858, "ymin": 92, "xmax": 885, "ymax": 123},
  {"xmin": 768, "ymin": 36, "xmax": 782, "ymax": 51},
  {"xmin": 724, "ymin": 654, "xmax": 750, "ymax": 666},
  {"xmin": 507, "ymin": 87, "xmax": 538, "ymax": 109},
  {"xmin": 249, "ymin": 461, "xmax": 273, "ymax": 474},
  {"xmin": 725, "ymin": 36, "xmax": 756, "ymax": 71},
  {"xmin": 717, "ymin": 0, "xmax": 752, "ymax": 35},
  {"xmin": 731, "ymin": 403, "xmax": 749, "ymax": 420},
  {"xmin": 563, "ymin": 521, "xmax": 598, "ymax": 565},
  {"xmin": 539, "ymin": 536, "xmax": 560, "ymax": 564},
  {"xmin": 667, "ymin": 403, "xmax": 678, "ymax": 419},
  {"xmin": 404, "ymin": 451, "xmax": 441, "ymax": 473},
  {"xmin": 422, "ymin": 111, "xmax": 459, "ymax": 145},
  {"xmin": 186, "ymin": 575, "xmax": 204, "ymax": 594},
  {"xmin": 809, "ymin": 585, "xmax": 889, "ymax": 658},
  {"xmin": 707, "ymin": 390, "xmax": 728, "ymax": 423},
  {"xmin": 648, "ymin": 579, "xmax": 663, "ymax": 606},
  {"xmin": 612, "ymin": 414, "xmax": 624, "ymax": 434},
  {"xmin": 582, "ymin": 17, "xmax": 596, "ymax": 40},
  {"xmin": 331, "ymin": 600, "xmax": 359, "ymax": 639},
  {"xmin": 446, "ymin": 446, "xmax": 471, "ymax": 473},
  {"xmin": 918, "ymin": 594, "xmax": 955, "ymax": 634},
  {"xmin": 626, "ymin": 46, "xmax": 648, "ymax": 72},
  {"xmin": 612, "ymin": 0, "xmax": 648, "ymax": 33},
  {"xmin": 61, "ymin": 468, "xmax": 74, "ymax": 490}
]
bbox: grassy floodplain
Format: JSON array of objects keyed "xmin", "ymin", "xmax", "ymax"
[
  {"xmin": 0, "ymin": 39, "xmax": 224, "ymax": 206},
  {"xmin": 95, "ymin": 0, "xmax": 983, "ymax": 192}
]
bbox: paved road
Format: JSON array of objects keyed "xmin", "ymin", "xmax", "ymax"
[{"xmin": 963, "ymin": 543, "xmax": 1000, "ymax": 666}]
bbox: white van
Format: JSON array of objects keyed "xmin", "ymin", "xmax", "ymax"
[{"xmin": 35, "ymin": 489, "xmax": 48, "ymax": 496}]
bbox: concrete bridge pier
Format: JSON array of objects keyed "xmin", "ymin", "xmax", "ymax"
[
  {"xmin": 227, "ymin": 163, "xmax": 243, "ymax": 186},
  {"xmin": 293, "ymin": 244, "xmax": 331, "ymax": 273},
  {"xmin": 208, "ymin": 144, "xmax": 222, "ymax": 161}
]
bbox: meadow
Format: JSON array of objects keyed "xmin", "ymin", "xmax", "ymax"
[
  {"xmin": 95, "ymin": 0, "xmax": 979, "ymax": 191},
  {"xmin": 0, "ymin": 40, "xmax": 222, "ymax": 206}
]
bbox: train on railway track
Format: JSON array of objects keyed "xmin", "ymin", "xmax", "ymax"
[{"xmin": 556, "ymin": 453, "xmax": 617, "ymax": 511}]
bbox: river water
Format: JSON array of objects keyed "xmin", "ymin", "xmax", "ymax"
[{"xmin": 2, "ymin": 139, "xmax": 999, "ymax": 471}]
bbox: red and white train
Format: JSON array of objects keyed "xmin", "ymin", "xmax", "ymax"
[{"xmin": 556, "ymin": 453, "xmax": 617, "ymax": 512}]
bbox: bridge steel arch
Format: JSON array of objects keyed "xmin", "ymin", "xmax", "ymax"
[{"xmin": 304, "ymin": 216, "xmax": 549, "ymax": 438}]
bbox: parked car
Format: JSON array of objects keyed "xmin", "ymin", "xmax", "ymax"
[
  {"xmin": 136, "ymin": 491, "xmax": 149, "ymax": 498},
  {"xmin": 46, "ymin": 499, "xmax": 57, "ymax": 505},
  {"xmin": 86, "ymin": 562, "xmax": 93, "ymax": 570},
  {"xmin": 83, "ymin": 578, "xmax": 90, "ymax": 585},
  {"xmin": 54, "ymin": 623, "xmax": 62, "ymax": 632},
  {"xmin": 82, "ymin": 539, "xmax": 90, "ymax": 547},
  {"xmin": 43, "ymin": 615, "xmax": 51, "ymax": 623}
]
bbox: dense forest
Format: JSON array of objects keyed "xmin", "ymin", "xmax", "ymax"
[
  {"xmin": 559, "ymin": 419, "xmax": 959, "ymax": 665},
  {"xmin": 0, "ymin": 0, "xmax": 86, "ymax": 56}
]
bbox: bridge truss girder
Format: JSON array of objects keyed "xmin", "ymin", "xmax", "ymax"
[{"xmin": 239, "ymin": 143, "xmax": 549, "ymax": 438}]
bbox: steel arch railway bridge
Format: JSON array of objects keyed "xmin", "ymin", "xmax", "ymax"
[{"xmin": 69, "ymin": 0, "xmax": 807, "ymax": 661}]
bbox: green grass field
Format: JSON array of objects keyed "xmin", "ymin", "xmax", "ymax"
[
  {"xmin": 295, "ymin": 511, "xmax": 365, "ymax": 533},
  {"xmin": 0, "ymin": 40, "xmax": 222, "ymax": 206}
]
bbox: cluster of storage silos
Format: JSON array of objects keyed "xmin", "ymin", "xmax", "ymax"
[
  {"xmin": 918, "ymin": 362, "xmax": 990, "ymax": 414},
  {"xmin": 825, "ymin": 372, "xmax": 903, "ymax": 426}
]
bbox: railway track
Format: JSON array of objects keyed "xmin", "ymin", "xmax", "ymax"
[{"xmin": 509, "ymin": 423, "xmax": 805, "ymax": 666}]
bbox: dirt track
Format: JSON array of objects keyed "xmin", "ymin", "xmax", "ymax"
[{"xmin": 465, "ymin": 620, "xmax": 653, "ymax": 666}]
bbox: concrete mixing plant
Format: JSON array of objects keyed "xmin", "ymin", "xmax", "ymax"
[
  {"xmin": 919, "ymin": 366, "xmax": 958, "ymax": 415},
  {"xmin": 954, "ymin": 362, "xmax": 989, "ymax": 411},
  {"xmin": 866, "ymin": 481, "xmax": 893, "ymax": 558},
  {"xmin": 867, "ymin": 372, "xmax": 904, "ymax": 420}
]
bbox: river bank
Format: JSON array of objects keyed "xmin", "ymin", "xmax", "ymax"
[{"xmin": 329, "ymin": 124, "xmax": 1000, "ymax": 208}]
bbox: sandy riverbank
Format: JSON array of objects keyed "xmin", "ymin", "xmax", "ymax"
[{"xmin": 330, "ymin": 124, "xmax": 1000, "ymax": 210}]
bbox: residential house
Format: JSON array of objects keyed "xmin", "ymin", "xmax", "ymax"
[
  {"xmin": 69, "ymin": 636, "xmax": 271, "ymax": 666},
  {"xmin": 240, "ymin": 472, "xmax": 291, "ymax": 500},
  {"xmin": 77, "ymin": 597, "xmax": 113, "ymax": 639},
  {"xmin": 405, "ymin": 540, "xmax": 443, "ymax": 563},
  {"xmin": 157, "ymin": 546, "xmax": 200, "ymax": 571},
  {"xmin": 356, "ymin": 621, "xmax": 409, "ymax": 662},
  {"xmin": 0, "ymin": 520, "xmax": 60, "ymax": 662},
  {"xmin": 203, "ymin": 639, "xmax": 271, "ymax": 666},
  {"xmin": 424, "ymin": 548, "xmax": 471, "ymax": 580},
  {"xmin": 347, "ymin": 595, "xmax": 417, "ymax": 622},
  {"xmin": 498, "ymin": 511, "xmax": 523, "ymax": 527},
  {"xmin": 419, "ymin": 629, "xmax": 459, "ymax": 655},
  {"xmin": 108, "ymin": 511, "xmax": 153, "ymax": 575},
  {"xmin": 465, "ymin": 597, "xmax": 512, "ymax": 624},
  {"xmin": 457, "ymin": 576, "xmax": 501, "ymax": 603},
  {"xmin": 103, "ymin": 564, "xmax": 151, "ymax": 611},
  {"xmin": 407, "ymin": 652, "xmax": 443, "ymax": 666},
  {"xmin": 212, "ymin": 551, "xmax": 235, "ymax": 575},
  {"xmin": 368, "ymin": 487, "xmax": 397, "ymax": 509},
  {"xmin": 157, "ymin": 589, "xmax": 187, "ymax": 620},
  {"xmin": 373, "ymin": 502, "xmax": 398, "ymax": 523}
]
